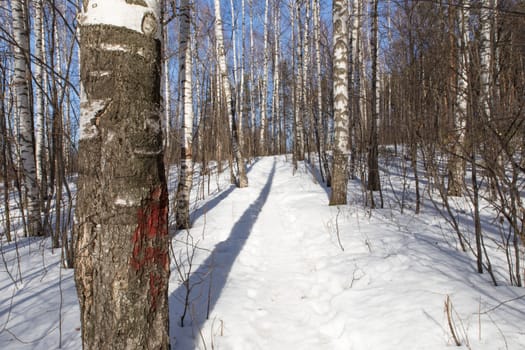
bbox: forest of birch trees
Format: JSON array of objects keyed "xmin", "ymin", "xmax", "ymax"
[{"xmin": 1, "ymin": 0, "xmax": 524, "ymax": 347}]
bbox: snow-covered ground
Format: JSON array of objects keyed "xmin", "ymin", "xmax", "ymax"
[{"xmin": 1, "ymin": 155, "xmax": 524, "ymax": 349}]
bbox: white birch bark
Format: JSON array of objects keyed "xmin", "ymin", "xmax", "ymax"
[
  {"xmin": 291, "ymin": 0, "xmax": 298, "ymax": 168},
  {"xmin": 230, "ymin": 0, "xmax": 238, "ymax": 88},
  {"xmin": 480, "ymin": 0, "xmax": 492, "ymax": 121},
  {"xmin": 272, "ymin": 1, "xmax": 281, "ymax": 154},
  {"xmin": 161, "ymin": 0, "xmax": 170, "ymax": 152},
  {"xmin": 356, "ymin": 0, "xmax": 367, "ymax": 136},
  {"xmin": 214, "ymin": 0, "xmax": 248, "ymax": 187},
  {"xmin": 234, "ymin": 0, "xmax": 246, "ymax": 152},
  {"xmin": 13, "ymin": 0, "xmax": 42, "ymax": 236},
  {"xmin": 448, "ymin": 2, "xmax": 470, "ymax": 196},
  {"xmin": 78, "ymin": 0, "xmax": 162, "ymax": 141},
  {"xmin": 329, "ymin": 0, "xmax": 350, "ymax": 205},
  {"xmin": 314, "ymin": 0, "xmax": 330, "ymax": 183},
  {"xmin": 175, "ymin": 0, "xmax": 193, "ymax": 229},
  {"xmin": 249, "ymin": 0, "xmax": 256, "ymax": 156},
  {"xmin": 260, "ymin": 0, "xmax": 270, "ymax": 155},
  {"xmin": 303, "ymin": 0, "xmax": 312, "ymax": 157},
  {"xmin": 34, "ymin": 0, "xmax": 46, "ymax": 200},
  {"xmin": 239, "ymin": 0, "xmax": 246, "ymax": 152},
  {"xmin": 294, "ymin": 1, "xmax": 305, "ymax": 161}
]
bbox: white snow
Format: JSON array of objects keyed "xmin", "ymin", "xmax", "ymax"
[{"xmin": 1, "ymin": 155, "xmax": 524, "ymax": 349}]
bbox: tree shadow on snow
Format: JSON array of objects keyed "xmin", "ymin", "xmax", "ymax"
[
  {"xmin": 180, "ymin": 158, "xmax": 263, "ymax": 232},
  {"xmin": 170, "ymin": 160, "xmax": 276, "ymax": 348},
  {"xmin": 187, "ymin": 184, "xmax": 236, "ymax": 230},
  {"xmin": 303, "ymin": 160, "xmax": 331, "ymax": 199}
]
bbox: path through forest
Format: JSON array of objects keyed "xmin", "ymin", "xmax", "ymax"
[
  {"xmin": 171, "ymin": 156, "xmax": 353, "ymax": 348},
  {"xmin": 170, "ymin": 156, "xmax": 524, "ymax": 350}
]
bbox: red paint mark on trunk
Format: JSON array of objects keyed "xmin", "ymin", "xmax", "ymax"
[{"xmin": 130, "ymin": 185, "xmax": 169, "ymax": 310}]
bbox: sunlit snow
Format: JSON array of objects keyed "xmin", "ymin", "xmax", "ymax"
[{"xmin": 1, "ymin": 156, "xmax": 524, "ymax": 349}]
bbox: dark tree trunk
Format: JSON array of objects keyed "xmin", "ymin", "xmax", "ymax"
[
  {"xmin": 74, "ymin": 21, "xmax": 170, "ymax": 350},
  {"xmin": 367, "ymin": 0, "xmax": 381, "ymax": 194}
]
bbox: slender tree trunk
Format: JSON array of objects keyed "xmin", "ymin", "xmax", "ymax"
[
  {"xmin": 34, "ymin": 0, "xmax": 47, "ymax": 203},
  {"xmin": 272, "ymin": 1, "xmax": 281, "ymax": 155},
  {"xmin": 260, "ymin": 0, "xmax": 270, "ymax": 155},
  {"xmin": 349, "ymin": 0, "xmax": 360, "ymax": 178},
  {"xmin": 448, "ymin": 3, "xmax": 469, "ymax": 196},
  {"xmin": 239, "ymin": 0, "xmax": 246, "ymax": 155},
  {"xmin": 291, "ymin": 0, "xmax": 299, "ymax": 169},
  {"xmin": 329, "ymin": 0, "xmax": 350, "ymax": 205},
  {"xmin": 249, "ymin": 0, "xmax": 257, "ymax": 159},
  {"xmin": 314, "ymin": 0, "xmax": 330, "ymax": 185},
  {"xmin": 175, "ymin": 0, "xmax": 194, "ymax": 230},
  {"xmin": 0, "ymin": 66, "xmax": 11, "ymax": 242},
  {"xmin": 302, "ymin": 0, "xmax": 312, "ymax": 162},
  {"xmin": 75, "ymin": 3, "xmax": 170, "ymax": 348},
  {"xmin": 13, "ymin": 0, "xmax": 43, "ymax": 236},
  {"xmin": 294, "ymin": 2, "xmax": 305, "ymax": 162},
  {"xmin": 480, "ymin": 0, "xmax": 492, "ymax": 122},
  {"xmin": 214, "ymin": 0, "xmax": 248, "ymax": 188},
  {"xmin": 161, "ymin": 0, "xmax": 171, "ymax": 158},
  {"xmin": 367, "ymin": 0, "xmax": 381, "ymax": 196}
]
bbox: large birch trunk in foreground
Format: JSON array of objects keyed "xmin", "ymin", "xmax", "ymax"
[
  {"xmin": 214, "ymin": 0, "xmax": 248, "ymax": 188},
  {"xmin": 74, "ymin": 1, "xmax": 170, "ymax": 348},
  {"xmin": 329, "ymin": 0, "xmax": 350, "ymax": 205},
  {"xmin": 13, "ymin": 0, "xmax": 43, "ymax": 236}
]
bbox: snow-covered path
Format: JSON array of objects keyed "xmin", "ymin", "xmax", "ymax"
[
  {"xmin": 216, "ymin": 158, "xmax": 338, "ymax": 348},
  {"xmin": 169, "ymin": 156, "xmax": 524, "ymax": 350},
  {"xmin": 171, "ymin": 157, "xmax": 353, "ymax": 349}
]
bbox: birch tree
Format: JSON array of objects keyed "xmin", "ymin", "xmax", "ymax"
[
  {"xmin": 0, "ymin": 57, "xmax": 12, "ymax": 242},
  {"xmin": 330, "ymin": 0, "xmax": 350, "ymax": 205},
  {"xmin": 479, "ymin": 0, "xmax": 493, "ymax": 122},
  {"xmin": 302, "ymin": 0, "xmax": 312, "ymax": 161},
  {"xmin": 161, "ymin": 0, "xmax": 171, "ymax": 155},
  {"xmin": 175, "ymin": 0, "xmax": 193, "ymax": 229},
  {"xmin": 367, "ymin": 0, "xmax": 381, "ymax": 198},
  {"xmin": 249, "ymin": 0, "xmax": 256, "ymax": 157},
  {"xmin": 292, "ymin": 0, "xmax": 305, "ymax": 164},
  {"xmin": 213, "ymin": 0, "xmax": 248, "ymax": 187},
  {"xmin": 272, "ymin": 0, "xmax": 281, "ymax": 154},
  {"xmin": 75, "ymin": 1, "xmax": 170, "ymax": 348},
  {"xmin": 314, "ymin": 0, "xmax": 330, "ymax": 185},
  {"xmin": 12, "ymin": 0, "xmax": 43, "ymax": 237},
  {"xmin": 448, "ymin": 2, "xmax": 469, "ymax": 196},
  {"xmin": 33, "ymin": 0, "xmax": 47, "ymax": 204},
  {"xmin": 260, "ymin": 0, "xmax": 270, "ymax": 155}
]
